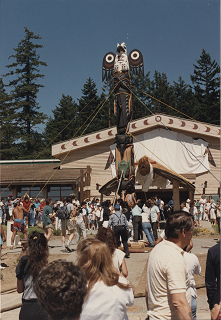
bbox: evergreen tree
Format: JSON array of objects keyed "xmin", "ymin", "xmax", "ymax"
[
  {"xmin": 77, "ymin": 78, "xmax": 103, "ymax": 135},
  {"xmin": 190, "ymin": 49, "xmax": 220, "ymax": 124},
  {"xmin": 149, "ymin": 71, "xmax": 175, "ymax": 115},
  {"xmin": 0, "ymin": 79, "xmax": 19, "ymax": 159},
  {"xmin": 101, "ymin": 79, "xmax": 115, "ymax": 128},
  {"xmin": 172, "ymin": 76, "xmax": 194, "ymax": 119},
  {"xmin": 130, "ymin": 72, "xmax": 152, "ymax": 120},
  {"xmin": 44, "ymin": 94, "xmax": 79, "ymax": 147},
  {"xmin": 3, "ymin": 27, "xmax": 47, "ymax": 158}
]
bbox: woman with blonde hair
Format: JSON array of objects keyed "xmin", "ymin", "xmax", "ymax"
[
  {"xmin": 77, "ymin": 239, "xmax": 134, "ymax": 320},
  {"xmin": 96, "ymin": 226, "xmax": 128, "ymax": 277}
]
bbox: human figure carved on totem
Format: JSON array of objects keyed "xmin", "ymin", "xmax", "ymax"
[{"xmin": 102, "ymin": 42, "xmax": 144, "ymax": 135}]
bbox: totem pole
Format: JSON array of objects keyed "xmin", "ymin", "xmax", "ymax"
[{"xmin": 102, "ymin": 42, "xmax": 144, "ymax": 192}]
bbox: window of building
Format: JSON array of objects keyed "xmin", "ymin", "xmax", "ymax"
[
  {"xmin": 47, "ymin": 185, "xmax": 73, "ymax": 202},
  {"xmin": 17, "ymin": 186, "xmax": 43, "ymax": 199},
  {"xmin": 0, "ymin": 187, "xmax": 11, "ymax": 200}
]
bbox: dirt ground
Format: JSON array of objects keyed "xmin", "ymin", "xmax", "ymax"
[
  {"xmin": 1, "ymin": 252, "xmax": 70, "ymax": 292},
  {"xmin": 1, "ymin": 231, "xmax": 219, "ymax": 294}
]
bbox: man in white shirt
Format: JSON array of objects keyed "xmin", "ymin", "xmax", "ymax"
[
  {"xmin": 146, "ymin": 211, "xmax": 194, "ymax": 320},
  {"xmin": 72, "ymin": 196, "xmax": 80, "ymax": 207},
  {"xmin": 181, "ymin": 202, "xmax": 189, "ymax": 213},
  {"xmin": 199, "ymin": 194, "xmax": 207, "ymax": 220},
  {"xmin": 76, "ymin": 201, "xmax": 87, "ymax": 242}
]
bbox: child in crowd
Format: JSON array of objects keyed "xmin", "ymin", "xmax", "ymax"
[{"xmin": 190, "ymin": 201, "xmax": 199, "ymax": 228}]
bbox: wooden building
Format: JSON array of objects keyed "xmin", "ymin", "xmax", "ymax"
[
  {"xmin": 0, "ymin": 159, "xmax": 88, "ymax": 202},
  {"xmin": 51, "ymin": 114, "xmax": 220, "ymax": 203}
]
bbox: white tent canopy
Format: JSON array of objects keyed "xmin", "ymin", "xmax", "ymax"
[{"xmin": 110, "ymin": 128, "xmax": 210, "ymax": 179}]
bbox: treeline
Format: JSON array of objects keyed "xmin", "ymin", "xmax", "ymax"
[{"xmin": 0, "ymin": 28, "xmax": 220, "ymax": 160}]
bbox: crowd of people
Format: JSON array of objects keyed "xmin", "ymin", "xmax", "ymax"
[
  {"xmin": 0, "ymin": 192, "xmax": 220, "ymax": 319},
  {"xmin": 13, "ymin": 210, "xmax": 220, "ymax": 320},
  {"xmin": 0, "ymin": 193, "xmax": 220, "ymax": 251}
]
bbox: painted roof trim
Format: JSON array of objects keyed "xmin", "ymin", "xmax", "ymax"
[{"xmin": 52, "ymin": 113, "xmax": 220, "ymax": 157}]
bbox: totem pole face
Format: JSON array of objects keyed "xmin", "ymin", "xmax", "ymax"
[
  {"xmin": 118, "ymin": 159, "xmax": 130, "ymax": 179},
  {"xmin": 114, "ymin": 42, "xmax": 129, "ymax": 73},
  {"xmin": 138, "ymin": 157, "xmax": 150, "ymax": 176}
]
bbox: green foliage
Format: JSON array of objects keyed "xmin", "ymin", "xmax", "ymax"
[
  {"xmin": 77, "ymin": 77, "xmax": 104, "ymax": 135},
  {"xmin": 212, "ymin": 224, "xmax": 219, "ymax": 234},
  {"xmin": 190, "ymin": 49, "xmax": 220, "ymax": 124},
  {"xmin": 0, "ymin": 79, "xmax": 19, "ymax": 159},
  {"xmin": 3, "ymin": 27, "xmax": 48, "ymax": 158},
  {"xmin": 44, "ymin": 94, "xmax": 79, "ymax": 151},
  {"xmin": 53, "ymin": 229, "xmax": 62, "ymax": 236}
]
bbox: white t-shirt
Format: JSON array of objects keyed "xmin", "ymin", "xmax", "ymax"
[
  {"xmin": 80, "ymin": 277, "xmax": 134, "ymax": 320},
  {"xmin": 77, "ymin": 208, "xmax": 86, "ymax": 224},
  {"xmin": 112, "ymin": 249, "xmax": 125, "ymax": 272},
  {"xmin": 147, "ymin": 240, "xmax": 191, "ymax": 320},
  {"xmin": 142, "ymin": 205, "xmax": 151, "ymax": 223},
  {"xmin": 183, "ymin": 252, "xmax": 201, "ymax": 298},
  {"xmin": 160, "ymin": 229, "xmax": 166, "ymax": 240},
  {"xmin": 73, "ymin": 199, "xmax": 80, "ymax": 206}
]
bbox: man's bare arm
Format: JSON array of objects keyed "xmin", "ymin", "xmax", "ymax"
[
  {"xmin": 12, "ymin": 209, "xmax": 15, "ymax": 220},
  {"xmin": 22, "ymin": 206, "xmax": 29, "ymax": 214},
  {"xmin": 171, "ymin": 292, "xmax": 193, "ymax": 320}
]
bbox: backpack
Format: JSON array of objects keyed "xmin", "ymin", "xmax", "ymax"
[{"xmin": 57, "ymin": 205, "xmax": 70, "ymax": 220}]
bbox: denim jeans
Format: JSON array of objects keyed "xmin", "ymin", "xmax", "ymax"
[
  {"xmin": 29, "ymin": 209, "xmax": 35, "ymax": 226},
  {"xmin": 191, "ymin": 295, "xmax": 197, "ymax": 320},
  {"xmin": 142, "ymin": 222, "xmax": 155, "ymax": 246}
]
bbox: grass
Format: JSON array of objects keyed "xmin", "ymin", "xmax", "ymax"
[
  {"xmin": 53, "ymin": 229, "xmax": 62, "ymax": 236},
  {"xmin": 212, "ymin": 224, "xmax": 219, "ymax": 234},
  {"xmin": 193, "ymin": 227, "xmax": 214, "ymax": 235},
  {"xmin": 193, "ymin": 228, "xmax": 201, "ymax": 235},
  {"xmin": 1, "ymin": 224, "xmax": 44, "ymax": 239}
]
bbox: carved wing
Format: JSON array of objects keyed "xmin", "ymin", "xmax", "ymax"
[
  {"xmin": 102, "ymin": 52, "xmax": 116, "ymax": 81},
  {"xmin": 128, "ymin": 49, "xmax": 144, "ymax": 76}
]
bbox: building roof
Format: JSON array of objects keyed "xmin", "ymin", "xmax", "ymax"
[
  {"xmin": 1, "ymin": 164, "xmax": 87, "ymax": 185},
  {"xmin": 52, "ymin": 113, "xmax": 220, "ymax": 157}
]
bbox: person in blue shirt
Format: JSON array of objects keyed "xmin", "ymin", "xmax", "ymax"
[{"xmin": 132, "ymin": 201, "xmax": 143, "ymax": 242}]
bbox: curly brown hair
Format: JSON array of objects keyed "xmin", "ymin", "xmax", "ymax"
[
  {"xmin": 96, "ymin": 227, "xmax": 116, "ymax": 255},
  {"xmin": 34, "ymin": 260, "xmax": 87, "ymax": 320},
  {"xmin": 28, "ymin": 231, "xmax": 48, "ymax": 281}
]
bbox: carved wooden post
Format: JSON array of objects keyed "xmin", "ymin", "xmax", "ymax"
[
  {"xmin": 173, "ymin": 179, "xmax": 180, "ymax": 211},
  {"xmin": 86, "ymin": 165, "xmax": 91, "ymax": 199},
  {"xmin": 189, "ymin": 191, "xmax": 194, "ymax": 203},
  {"xmin": 80, "ymin": 169, "xmax": 84, "ymax": 204}
]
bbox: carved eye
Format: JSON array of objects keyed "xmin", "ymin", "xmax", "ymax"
[
  {"xmin": 106, "ymin": 54, "xmax": 114, "ymax": 63},
  {"xmin": 131, "ymin": 50, "xmax": 140, "ymax": 60}
]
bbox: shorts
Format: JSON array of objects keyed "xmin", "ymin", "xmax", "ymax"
[
  {"xmin": 13, "ymin": 219, "xmax": 26, "ymax": 233},
  {"xmin": 61, "ymin": 219, "xmax": 75, "ymax": 231},
  {"xmin": 44, "ymin": 224, "xmax": 53, "ymax": 229}
]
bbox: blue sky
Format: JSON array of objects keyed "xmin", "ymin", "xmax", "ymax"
[{"xmin": 1, "ymin": 0, "xmax": 220, "ymax": 133}]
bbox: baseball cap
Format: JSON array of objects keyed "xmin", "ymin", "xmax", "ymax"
[{"xmin": 114, "ymin": 204, "xmax": 120, "ymax": 210}]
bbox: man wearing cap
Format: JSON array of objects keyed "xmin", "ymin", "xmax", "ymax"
[{"xmin": 108, "ymin": 203, "xmax": 130, "ymax": 258}]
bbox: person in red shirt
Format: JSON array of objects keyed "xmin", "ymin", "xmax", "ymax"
[{"xmin": 22, "ymin": 194, "xmax": 31, "ymax": 228}]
